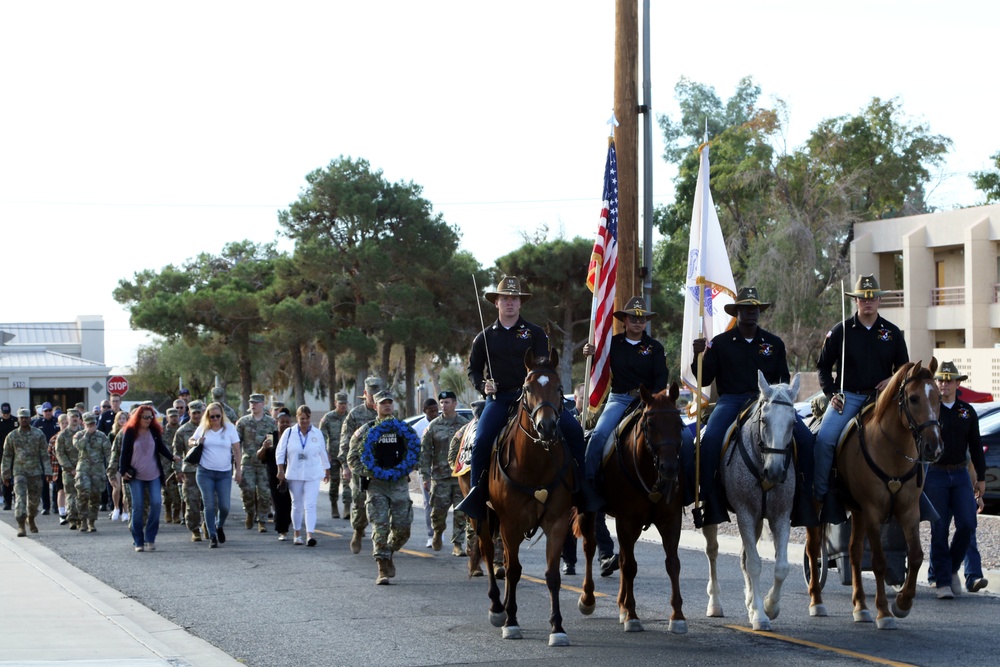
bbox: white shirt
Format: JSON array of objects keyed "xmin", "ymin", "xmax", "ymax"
[
  {"xmin": 276, "ymin": 425, "xmax": 330, "ymax": 481},
  {"xmin": 191, "ymin": 423, "xmax": 239, "ymax": 472}
]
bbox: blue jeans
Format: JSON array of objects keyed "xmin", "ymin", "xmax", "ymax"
[
  {"xmin": 585, "ymin": 392, "xmax": 634, "ymax": 480},
  {"xmin": 924, "ymin": 466, "xmax": 977, "ymax": 588},
  {"xmin": 562, "ymin": 512, "xmax": 616, "ymax": 563},
  {"xmin": 814, "ymin": 391, "xmax": 870, "ymax": 498},
  {"xmin": 196, "ymin": 466, "xmax": 232, "ymax": 539},
  {"xmin": 127, "ymin": 477, "xmax": 162, "ymax": 547},
  {"xmin": 965, "ymin": 531, "xmax": 983, "ymax": 588}
]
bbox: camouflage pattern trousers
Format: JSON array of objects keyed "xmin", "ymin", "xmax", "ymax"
[
  {"xmin": 365, "ymin": 479, "xmax": 412, "ymax": 559},
  {"xmin": 162, "ymin": 474, "xmax": 182, "ymax": 518},
  {"xmin": 327, "ymin": 460, "xmax": 351, "ymax": 511},
  {"xmin": 239, "ymin": 464, "xmax": 271, "ymax": 520},
  {"xmin": 349, "ymin": 476, "xmax": 369, "ymax": 532},
  {"xmin": 12, "ymin": 474, "xmax": 44, "ymax": 520},
  {"xmin": 75, "ymin": 472, "xmax": 104, "ymax": 523},
  {"xmin": 61, "ymin": 471, "xmax": 79, "ymax": 524},
  {"xmin": 181, "ymin": 472, "xmax": 204, "ymax": 532},
  {"xmin": 429, "ymin": 479, "xmax": 467, "ymax": 547}
]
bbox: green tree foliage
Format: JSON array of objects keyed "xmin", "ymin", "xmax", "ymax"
[{"xmin": 972, "ymin": 151, "xmax": 1000, "ymax": 203}]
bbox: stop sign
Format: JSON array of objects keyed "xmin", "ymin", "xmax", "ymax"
[{"xmin": 108, "ymin": 376, "xmax": 129, "ymax": 396}]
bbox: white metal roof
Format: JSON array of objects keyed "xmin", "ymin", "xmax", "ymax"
[
  {"xmin": 0, "ymin": 322, "xmax": 81, "ymax": 346},
  {"xmin": 0, "ymin": 350, "xmax": 106, "ymax": 368}
]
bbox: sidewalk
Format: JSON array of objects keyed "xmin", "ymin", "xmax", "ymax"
[{"xmin": 0, "ymin": 520, "xmax": 241, "ymax": 667}]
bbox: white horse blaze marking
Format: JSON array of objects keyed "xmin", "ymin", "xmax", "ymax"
[{"xmin": 537, "ymin": 375, "xmax": 550, "ymax": 386}]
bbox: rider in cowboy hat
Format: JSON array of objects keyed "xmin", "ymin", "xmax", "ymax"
[{"xmin": 457, "ymin": 276, "xmax": 593, "ymax": 520}]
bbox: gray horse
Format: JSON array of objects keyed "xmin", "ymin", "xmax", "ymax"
[{"xmin": 704, "ymin": 370, "xmax": 800, "ymax": 631}]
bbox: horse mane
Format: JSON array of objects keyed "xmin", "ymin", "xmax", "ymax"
[{"xmin": 873, "ymin": 361, "xmax": 925, "ymax": 424}]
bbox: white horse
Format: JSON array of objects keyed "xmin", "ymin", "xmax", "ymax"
[{"xmin": 704, "ymin": 371, "xmax": 800, "ymax": 631}]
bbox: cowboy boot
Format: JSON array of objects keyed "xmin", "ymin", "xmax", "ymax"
[
  {"xmin": 375, "ymin": 558, "xmax": 391, "ymax": 585},
  {"xmin": 27, "ymin": 516, "xmax": 38, "ymax": 533},
  {"xmin": 350, "ymin": 528, "xmax": 364, "ymax": 554},
  {"xmin": 455, "ymin": 483, "xmax": 487, "ymax": 521},
  {"xmin": 16, "ymin": 517, "xmax": 26, "ymax": 537}
]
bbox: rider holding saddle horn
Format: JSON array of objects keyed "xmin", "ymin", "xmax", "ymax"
[
  {"xmin": 456, "ymin": 276, "xmax": 592, "ymax": 521},
  {"xmin": 689, "ymin": 286, "xmax": 815, "ymax": 527}
]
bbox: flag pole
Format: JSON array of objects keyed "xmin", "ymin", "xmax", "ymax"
[{"xmin": 693, "ymin": 130, "xmax": 711, "ymax": 527}]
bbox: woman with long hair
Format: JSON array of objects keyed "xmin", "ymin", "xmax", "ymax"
[
  {"xmin": 190, "ymin": 402, "xmax": 242, "ymax": 548},
  {"xmin": 276, "ymin": 406, "xmax": 330, "ymax": 546},
  {"xmin": 119, "ymin": 405, "xmax": 179, "ymax": 552},
  {"xmin": 109, "ymin": 410, "xmax": 131, "ymax": 522}
]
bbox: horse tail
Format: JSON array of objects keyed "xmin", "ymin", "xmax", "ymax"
[{"xmin": 570, "ymin": 507, "xmax": 584, "ymax": 539}]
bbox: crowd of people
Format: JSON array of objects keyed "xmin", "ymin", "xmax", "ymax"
[{"xmin": 0, "ymin": 274, "xmax": 992, "ymax": 593}]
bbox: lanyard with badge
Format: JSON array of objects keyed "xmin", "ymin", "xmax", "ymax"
[{"xmin": 297, "ymin": 427, "xmax": 309, "ymax": 460}]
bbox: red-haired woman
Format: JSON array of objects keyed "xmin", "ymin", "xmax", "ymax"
[{"xmin": 119, "ymin": 405, "xmax": 180, "ymax": 552}]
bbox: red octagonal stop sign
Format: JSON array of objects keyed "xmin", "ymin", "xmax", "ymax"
[{"xmin": 108, "ymin": 376, "xmax": 130, "ymax": 396}]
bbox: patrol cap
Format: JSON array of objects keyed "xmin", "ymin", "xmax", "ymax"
[
  {"xmin": 249, "ymin": 393, "xmax": 266, "ymax": 403},
  {"xmin": 82, "ymin": 412, "xmax": 97, "ymax": 424},
  {"xmin": 211, "ymin": 387, "xmax": 225, "ymax": 399},
  {"xmin": 438, "ymin": 390, "xmax": 457, "ymax": 401},
  {"xmin": 373, "ymin": 389, "xmax": 394, "ymax": 403},
  {"xmin": 17, "ymin": 408, "xmax": 31, "ymax": 418},
  {"xmin": 166, "ymin": 408, "xmax": 180, "ymax": 417},
  {"xmin": 188, "ymin": 400, "xmax": 206, "ymax": 412},
  {"xmin": 335, "ymin": 391, "xmax": 349, "ymax": 403},
  {"xmin": 74, "ymin": 402, "xmax": 86, "ymax": 412},
  {"xmin": 42, "ymin": 402, "xmax": 53, "ymax": 411},
  {"xmin": 364, "ymin": 376, "xmax": 382, "ymax": 393},
  {"xmin": 270, "ymin": 400, "xmax": 285, "ymax": 409},
  {"xmin": 67, "ymin": 409, "xmax": 82, "ymax": 419}
]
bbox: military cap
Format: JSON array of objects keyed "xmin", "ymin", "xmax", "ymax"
[
  {"xmin": 249, "ymin": 393, "xmax": 266, "ymax": 403},
  {"xmin": 613, "ymin": 296, "xmax": 657, "ymax": 321},
  {"xmin": 82, "ymin": 412, "xmax": 97, "ymax": 424},
  {"xmin": 845, "ymin": 274, "xmax": 888, "ymax": 300},
  {"xmin": 74, "ymin": 402, "xmax": 86, "ymax": 412},
  {"xmin": 373, "ymin": 389, "xmax": 394, "ymax": 403},
  {"xmin": 934, "ymin": 361, "xmax": 968, "ymax": 383},
  {"xmin": 364, "ymin": 376, "xmax": 382, "ymax": 392},
  {"xmin": 17, "ymin": 408, "xmax": 31, "ymax": 418},
  {"xmin": 211, "ymin": 387, "xmax": 225, "ymax": 399},
  {"xmin": 438, "ymin": 390, "xmax": 457, "ymax": 401},
  {"xmin": 724, "ymin": 286, "xmax": 771, "ymax": 317},
  {"xmin": 271, "ymin": 400, "xmax": 285, "ymax": 409},
  {"xmin": 67, "ymin": 409, "xmax": 82, "ymax": 419},
  {"xmin": 166, "ymin": 408, "xmax": 180, "ymax": 417},
  {"xmin": 188, "ymin": 400, "xmax": 206, "ymax": 412},
  {"xmin": 335, "ymin": 391, "xmax": 349, "ymax": 403}
]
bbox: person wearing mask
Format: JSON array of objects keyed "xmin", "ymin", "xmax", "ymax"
[
  {"xmin": 190, "ymin": 402, "xmax": 242, "ymax": 548},
  {"xmin": 119, "ymin": 405, "xmax": 179, "ymax": 552},
  {"xmin": 258, "ymin": 408, "xmax": 293, "ymax": 540},
  {"xmin": 276, "ymin": 405, "xmax": 330, "ymax": 547}
]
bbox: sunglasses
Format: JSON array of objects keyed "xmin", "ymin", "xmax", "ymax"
[
  {"xmin": 141, "ymin": 414, "xmax": 154, "ymax": 420},
  {"xmin": 209, "ymin": 414, "xmax": 222, "ymax": 420}
]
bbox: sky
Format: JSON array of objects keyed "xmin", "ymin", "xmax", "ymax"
[{"xmin": 2, "ymin": 1, "xmax": 998, "ymax": 369}]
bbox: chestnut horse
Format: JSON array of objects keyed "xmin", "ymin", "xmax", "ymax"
[
  {"xmin": 453, "ymin": 418, "xmax": 504, "ymax": 579},
  {"xmin": 575, "ymin": 383, "xmax": 688, "ymax": 634},
  {"xmin": 477, "ymin": 348, "xmax": 577, "ymax": 646},
  {"xmin": 804, "ymin": 359, "xmax": 942, "ymax": 629}
]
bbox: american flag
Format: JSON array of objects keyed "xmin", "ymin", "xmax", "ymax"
[{"xmin": 586, "ymin": 139, "xmax": 619, "ymax": 412}]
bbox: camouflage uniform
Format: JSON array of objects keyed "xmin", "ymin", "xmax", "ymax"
[
  {"xmin": 236, "ymin": 412, "xmax": 276, "ymax": 527},
  {"xmin": 161, "ymin": 421, "xmax": 182, "ymax": 522},
  {"xmin": 2, "ymin": 425, "xmax": 52, "ymax": 525},
  {"xmin": 173, "ymin": 416, "xmax": 205, "ymax": 536},
  {"xmin": 348, "ymin": 416, "xmax": 417, "ymax": 560},
  {"xmin": 55, "ymin": 424, "xmax": 83, "ymax": 527},
  {"xmin": 108, "ymin": 431, "xmax": 133, "ymax": 512},
  {"xmin": 340, "ymin": 403, "xmax": 377, "ymax": 532},
  {"xmin": 221, "ymin": 403, "xmax": 239, "ymax": 424},
  {"xmin": 420, "ymin": 413, "xmax": 470, "ymax": 548},
  {"xmin": 75, "ymin": 428, "xmax": 112, "ymax": 529},
  {"xmin": 319, "ymin": 407, "xmax": 350, "ymax": 517}
]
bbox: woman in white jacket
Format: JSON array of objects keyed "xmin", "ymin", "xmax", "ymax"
[{"xmin": 276, "ymin": 405, "xmax": 330, "ymax": 546}]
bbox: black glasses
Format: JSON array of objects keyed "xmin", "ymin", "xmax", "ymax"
[
  {"xmin": 209, "ymin": 414, "xmax": 222, "ymax": 420},
  {"xmin": 141, "ymin": 414, "xmax": 153, "ymax": 420}
]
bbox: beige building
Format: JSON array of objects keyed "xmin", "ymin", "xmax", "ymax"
[{"xmin": 851, "ymin": 204, "xmax": 1000, "ymax": 396}]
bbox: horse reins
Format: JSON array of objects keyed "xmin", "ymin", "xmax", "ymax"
[
  {"xmin": 616, "ymin": 407, "xmax": 682, "ymax": 505},
  {"xmin": 731, "ymin": 396, "xmax": 795, "ymax": 521}
]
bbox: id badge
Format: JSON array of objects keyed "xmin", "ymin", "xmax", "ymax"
[{"xmin": 298, "ymin": 453, "xmax": 307, "ymax": 461}]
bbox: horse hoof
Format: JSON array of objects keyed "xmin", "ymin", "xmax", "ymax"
[
  {"xmin": 502, "ymin": 625, "xmax": 522, "ymax": 640},
  {"xmin": 668, "ymin": 619, "xmax": 688, "ymax": 635},
  {"xmin": 853, "ymin": 610, "xmax": 873, "ymax": 624},
  {"xmin": 706, "ymin": 604, "xmax": 724, "ymax": 618},
  {"xmin": 764, "ymin": 600, "xmax": 780, "ymax": 621},
  {"xmin": 891, "ymin": 601, "xmax": 910, "ymax": 619},
  {"xmin": 495, "ymin": 567, "xmax": 506, "ymax": 580},
  {"xmin": 471, "ymin": 569, "xmax": 484, "ymax": 578},
  {"xmin": 548, "ymin": 632, "xmax": 570, "ymax": 646},
  {"xmin": 752, "ymin": 618, "xmax": 772, "ymax": 632},
  {"xmin": 809, "ymin": 604, "xmax": 828, "ymax": 618},
  {"xmin": 489, "ymin": 611, "xmax": 506, "ymax": 628},
  {"xmin": 876, "ymin": 616, "xmax": 897, "ymax": 630},
  {"xmin": 619, "ymin": 611, "xmax": 626, "ymax": 624},
  {"xmin": 623, "ymin": 619, "xmax": 643, "ymax": 633},
  {"xmin": 578, "ymin": 598, "xmax": 595, "ymax": 616}
]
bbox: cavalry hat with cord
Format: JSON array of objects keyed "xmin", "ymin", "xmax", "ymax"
[
  {"xmin": 613, "ymin": 296, "xmax": 657, "ymax": 321},
  {"xmin": 934, "ymin": 361, "xmax": 968, "ymax": 383},
  {"xmin": 845, "ymin": 274, "xmax": 889, "ymax": 299},
  {"xmin": 484, "ymin": 275, "xmax": 532, "ymax": 304},
  {"xmin": 723, "ymin": 286, "xmax": 771, "ymax": 317}
]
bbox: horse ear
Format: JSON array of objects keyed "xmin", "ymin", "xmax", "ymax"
[
  {"xmin": 791, "ymin": 373, "xmax": 801, "ymax": 398},
  {"xmin": 669, "ymin": 382, "xmax": 680, "ymax": 402},
  {"xmin": 549, "ymin": 347, "xmax": 559, "ymax": 368},
  {"xmin": 524, "ymin": 348, "xmax": 535, "ymax": 370},
  {"xmin": 757, "ymin": 370, "xmax": 770, "ymax": 396},
  {"xmin": 928, "ymin": 357, "xmax": 938, "ymax": 375},
  {"xmin": 638, "ymin": 384, "xmax": 651, "ymax": 404}
]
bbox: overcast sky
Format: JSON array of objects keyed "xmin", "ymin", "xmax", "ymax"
[{"xmin": 2, "ymin": 1, "xmax": 996, "ymax": 369}]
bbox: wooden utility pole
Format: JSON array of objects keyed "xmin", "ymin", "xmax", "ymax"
[{"xmin": 614, "ymin": 0, "xmax": 639, "ymax": 313}]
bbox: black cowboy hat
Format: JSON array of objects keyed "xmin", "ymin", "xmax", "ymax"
[
  {"xmin": 485, "ymin": 275, "xmax": 532, "ymax": 304},
  {"xmin": 613, "ymin": 296, "xmax": 657, "ymax": 321},
  {"xmin": 723, "ymin": 286, "xmax": 771, "ymax": 317}
]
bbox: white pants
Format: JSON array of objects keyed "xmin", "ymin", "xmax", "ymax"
[{"xmin": 287, "ymin": 479, "xmax": 320, "ymax": 532}]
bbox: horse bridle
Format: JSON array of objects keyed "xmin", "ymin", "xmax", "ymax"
[
  {"xmin": 618, "ymin": 406, "xmax": 682, "ymax": 502},
  {"xmin": 517, "ymin": 372, "xmax": 563, "ymax": 450},
  {"xmin": 753, "ymin": 397, "xmax": 796, "ymax": 462},
  {"xmin": 894, "ymin": 374, "xmax": 940, "ymax": 458}
]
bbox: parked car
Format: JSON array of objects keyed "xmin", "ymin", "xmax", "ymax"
[
  {"xmin": 975, "ymin": 409, "xmax": 1000, "ymax": 513},
  {"xmin": 404, "ymin": 409, "xmax": 474, "ymax": 431}
]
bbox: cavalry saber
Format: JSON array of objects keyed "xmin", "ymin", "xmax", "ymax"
[
  {"xmin": 472, "ymin": 274, "xmax": 494, "ymax": 397},
  {"xmin": 836, "ymin": 279, "xmax": 846, "ymax": 414}
]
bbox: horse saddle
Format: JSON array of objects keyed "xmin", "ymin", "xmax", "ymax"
[
  {"xmin": 833, "ymin": 402, "xmax": 876, "ymax": 456},
  {"xmin": 597, "ymin": 399, "xmax": 644, "ymax": 466}
]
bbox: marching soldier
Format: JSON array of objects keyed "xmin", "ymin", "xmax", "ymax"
[
  {"xmin": 211, "ymin": 387, "xmax": 239, "ymax": 424},
  {"xmin": 340, "ymin": 377, "xmax": 381, "ymax": 553},
  {"xmin": 54, "ymin": 410, "xmax": 84, "ymax": 530},
  {"xmin": 319, "ymin": 392, "xmax": 351, "ymax": 519},
  {"xmin": 174, "ymin": 400, "xmax": 207, "ymax": 541},
  {"xmin": 236, "ymin": 394, "xmax": 276, "ymax": 532},
  {"xmin": 419, "ymin": 390, "xmax": 470, "ymax": 555},
  {"xmin": 75, "ymin": 412, "xmax": 112, "ymax": 533},
  {"xmin": 161, "ymin": 408, "xmax": 183, "ymax": 523},
  {"xmin": 2, "ymin": 408, "xmax": 55, "ymax": 536},
  {"xmin": 348, "ymin": 390, "xmax": 419, "ymax": 585}
]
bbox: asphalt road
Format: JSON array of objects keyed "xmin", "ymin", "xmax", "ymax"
[{"xmin": 4, "ymin": 490, "xmax": 997, "ymax": 667}]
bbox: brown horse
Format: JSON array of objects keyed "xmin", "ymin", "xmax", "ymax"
[
  {"xmin": 575, "ymin": 383, "xmax": 687, "ymax": 634},
  {"xmin": 477, "ymin": 348, "xmax": 576, "ymax": 646},
  {"xmin": 453, "ymin": 419, "xmax": 504, "ymax": 579},
  {"xmin": 804, "ymin": 359, "xmax": 943, "ymax": 629}
]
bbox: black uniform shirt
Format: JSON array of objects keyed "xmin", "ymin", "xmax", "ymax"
[
  {"xmin": 695, "ymin": 327, "xmax": 790, "ymax": 396},
  {"xmin": 937, "ymin": 398, "xmax": 986, "ymax": 481},
  {"xmin": 608, "ymin": 332, "xmax": 668, "ymax": 394},
  {"xmin": 468, "ymin": 316, "xmax": 549, "ymax": 396},
  {"xmin": 817, "ymin": 314, "xmax": 908, "ymax": 396}
]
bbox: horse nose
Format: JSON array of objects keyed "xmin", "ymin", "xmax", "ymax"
[{"xmin": 535, "ymin": 415, "xmax": 558, "ymax": 441}]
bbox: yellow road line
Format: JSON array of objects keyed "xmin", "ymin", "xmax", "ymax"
[
  {"xmin": 726, "ymin": 625, "xmax": 918, "ymax": 667},
  {"xmin": 314, "ymin": 529, "xmax": 342, "ymax": 538},
  {"xmin": 521, "ymin": 574, "xmax": 609, "ymax": 598},
  {"xmin": 398, "ymin": 548, "xmax": 434, "ymax": 558}
]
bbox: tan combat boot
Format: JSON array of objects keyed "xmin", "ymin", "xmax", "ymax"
[
  {"xmin": 350, "ymin": 529, "xmax": 364, "ymax": 554},
  {"xmin": 452, "ymin": 544, "xmax": 464, "ymax": 557},
  {"xmin": 191, "ymin": 530, "xmax": 202, "ymax": 542},
  {"xmin": 27, "ymin": 516, "xmax": 38, "ymax": 533},
  {"xmin": 173, "ymin": 508, "xmax": 182, "ymax": 524},
  {"xmin": 431, "ymin": 529, "xmax": 443, "ymax": 551},
  {"xmin": 386, "ymin": 554, "xmax": 396, "ymax": 578},
  {"xmin": 16, "ymin": 518, "xmax": 26, "ymax": 537},
  {"xmin": 258, "ymin": 521, "xmax": 267, "ymax": 533},
  {"xmin": 245, "ymin": 513, "xmax": 254, "ymax": 529},
  {"xmin": 375, "ymin": 558, "xmax": 391, "ymax": 585}
]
